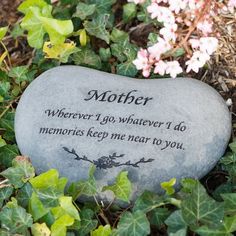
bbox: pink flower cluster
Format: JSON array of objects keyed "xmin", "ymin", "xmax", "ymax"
[
  {"xmin": 186, "ymin": 37, "xmax": 218, "ymax": 73},
  {"xmin": 131, "ymin": 0, "xmax": 227, "ymax": 78},
  {"xmin": 133, "ymin": 39, "xmax": 183, "ymax": 78}
]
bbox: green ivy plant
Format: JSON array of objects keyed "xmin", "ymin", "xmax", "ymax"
[
  {"xmin": 1, "ymin": 145, "xmax": 236, "ymax": 236},
  {"xmin": 16, "ymin": 0, "xmax": 140, "ymax": 77},
  {"xmin": 0, "ymin": 0, "xmax": 235, "ymax": 235}
]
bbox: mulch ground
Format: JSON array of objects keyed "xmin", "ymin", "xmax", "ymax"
[{"xmin": 0, "ymin": 0, "xmax": 235, "ymax": 137}]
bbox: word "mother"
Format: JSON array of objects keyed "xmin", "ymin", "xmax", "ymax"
[{"xmin": 84, "ymin": 90, "xmax": 153, "ymax": 106}]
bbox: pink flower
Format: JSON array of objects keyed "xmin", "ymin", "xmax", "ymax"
[
  {"xmin": 154, "ymin": 60, "xmax": 167, "ymax": 75},
  {"xmin": 165, "ymin": 61, "xmax": 183, "ymax": 78},
  {"xmin": 133, "ymin": 49, "xmax": 150, "ymax": 70},
  {"xmin": 133, "ymin": 49, "xmax": 152, "ymax": 77},
  {"xmin": 197, "ymin": 19, "xmax": 213, "ymax": 35},
  {"xmin": 199, "ymin": 37, "xmax": 218, "ymax": 55},
  {"xmin": 168, "ymin": 0, "xmax": 188, "ymax": 13},
  {"xmin": 142, "ymin": 67, "xmax": 152, "ymax": 77},
  {"xmin": 147, "ymin": 5, "xmax": 175, "ymax": 26},
  {"xmin": 189, "ymin": 39, "xmax": 200, "ymax": 49},
  {"xmin": 148, "ymin": 37, "xmax": 171, "ymax": 59},
  {"xmin": 189, "ymin": 37, "xmax": 218, "ymax": 56},
  {"xmin": 147, "ymin": 3, "xmax": 160, "ymax": 19},
  {"xmin": 186, "ymin": 50, "xmax": 210, "ymax": 73},
  {"xmin": 160, "ymin": 23, "xmax": 178, "ymax": 42},
  {"xmin": 187, "ymin": 0, "xmax": 204, "ymax": 10}
]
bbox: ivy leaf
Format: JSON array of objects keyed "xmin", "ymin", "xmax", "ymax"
[
  {"xmin": 110, "ymin": 28, "xmax": 129, "ymax": 43},
  {"xmin": 102, "ymin": 171, "xmax": 132, "ymax": 202},
  {"xmin": 8, "ymin": 66, "xmax": 36, "ymax": 85},
  {"xmin": 73, "ymin": 2, "xmax": 96, "ymax": 20},
  {"xmin": 117, "ymin": 62, "xmax": 138, "ymax": 77},
  {"xmin": 31, "ymin": 223, "xmax": 51, "ymax": 236},
  {"xmin": 137, "ymin": 1, "xmax": 154, "ymax": 23},
  {"xmin": 220, "ymin": 153, "xmax": 236, "ymax": 181},
  {"xmin": 229, "ymin": 142, "xmax": 236, "ymax": 153},
  {"xmin": 172, "ymin": 48, "xmax": 185, "ymax": 58},
  {"xmin": 0, "ymin": 80, "xmax": 10, "ymax": 99},
  {"xmin": 35, "ymin": 182, "xmax": 67, "ymax": 208},
  {"xmin": 0, "ymin": 135, "xmax": 7, "ymax": 148},
  {"xmin": 1, "ymin": 156, "xmax": 35, "ymax": 188},
  {"xmin": 30, "ymin": 169, "xmax": 65, "ymax": 190},
  {"xmin": 8, "ymin": 66, "xmax": 29, "ymax": 83},
  {"xmin": 29, "ymin": 192, "xmax": 49, "ymax": 221},
  {"xmin": 19, "ymin": 3, "xmax": 73, "ymax": 48},
  {"xmin": 0, "ymin": 198, "xmax": 33, "ymax": 234},
  {"xmin": 0, "ymin": 112, "xmax": 15, "ymax": 142},
  {"xmin": 87, "ymin": 0, "xmax": 116, "ymax": 19},
  {"xmin": 181, "ymin": 181, "xmax": 224, "ymax": 227},
  {"xmin": 0, "ymin": 186, "xmax": 13, "ymax": 208},
  {"xmin": 165, "ymin": 210, "xmax": 187, "ymax": 236},
  {"xmin": 123, "ymin": 41, "xmax": 138, "ymax": 61},
  {"xmin": 43, "ymin": 41, "xmax": 80, "ymax": 63},
  {"xmin": 123, "ymin": 3, "xmax": 137, "ymax": 23},
  {"xmin": 111, "ymin": 40, "xmax": 137, "ymax": 62},
  {"xmin": 58, "ymin": 196, "xmax": 80, "ymax": 220},
  {"xmin": 18, "ymin": 0, "xmax": 48, "ymax": 13},
  {"xmin": 161, "ymin": 178, "xmax": 176, "ymax": 195},
  {"xmin": 147, "ymin": 33, "xmax": 159, "ymax": 47},
  {"xmin": 91, "ymin": 224, "xmax": 111, "ymax": 236},
  {"xmin": 20, "ymin": 6, "xmax": 49, "ymax": 49},
  {"xmin": 149, "ymin": 208, "xmax": 171, "ymax": 228},
  {"xmin": 213, "ymin": 182, "xmax": 233, "ymax": 201},
  {"xmin": 84, "ymin": 14, "xmax": 110, "ymax": 43},
  {"xmin": 11, "ymin": 24, "xmax": 25, "ymax": 39},
  {"xmin": 73, "ymin": 48, "xmax": 101, "ymax": 69},
  {"xmin": 68, "ymin": 165, "xmax": 97, "ymax": 199},
  {"xmin": 39, "ymin": 16, "xmax": 74, "ymax": 45},
  {"xmin": 196, "ymin": 226, "xmax": 228, "ymax": 236},
  {"xmin": 116, "ymin": 210, "xmax": 150, "ymax": 236},
  {"xmin": 77, "ymin": 208, "xmax": 98, "ymax": 236},
  {"xmin": 111, "ymin": 43, "xmax": 127, "ymax": 62},
  {"xmin": 50, "ymin": 214, "xmax": 74, "ymax": 236},
  {"xmin": 133, "ymin": 191, "xmax": 163, "ymax": 213},
  {"xmin": 40, "ymin": 211, "xmax": 55, "ymax": 228},
  {"xmin": 216, "ymin": 215, "xmax": 236, "ymax": 233},
  {"xmin": 0, "ymin": 27, "xmax": 8, "ymax": 41},
  {"xmin": 221, "ymin": 193, "xmax": 236, "ymax": 215},
  {"xmin": 16, "ymin": 182, "xmax": 33, "ymax": 208},
  {"xmin": 220, "ymin": 151, "xmax": 236, "ymax": 165},
  {"xmin": 196, "ymin": 215, "xmax": 236, "ymax": 236},
  {"xmin": 99, "ymin": 48, "xmax": 111, "ymax": 62},
  {"xmin": 180, "ymin": 178, "xmax": 198, "ymax": 193},
  {"xmin": 30, "ymin": 169, "xmax": 67, "ymax": 207}
]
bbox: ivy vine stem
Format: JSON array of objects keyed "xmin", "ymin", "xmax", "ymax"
[
  {"xmin": 0, "ymin": 96, "xmax": 20, "ymax": 120},
  {"xmin": 0, "ymin": 41, "xmax": 12, "ymax": 69}
]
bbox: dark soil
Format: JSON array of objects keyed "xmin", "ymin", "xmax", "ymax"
[{"xmin": 0, "ymin": 0, "xmax": 22, "ymax": 25}]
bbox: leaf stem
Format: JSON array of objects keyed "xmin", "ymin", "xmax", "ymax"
[
  {"xmin": 0, "ymin": 41, "xmax": 12, "ymax": 69},
  {"xmin": 0, "ymin": 96, "xmax": 20, "ymax": 120},
  {"xmin": 167, "ymin": 198, "xmax": 182, "ymax": 208},
  {"xmin": 0, "ymin": 178, "xmax": 9, "ymax": 186}
]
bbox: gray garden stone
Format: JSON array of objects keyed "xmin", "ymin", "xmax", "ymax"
[{"xmin": 15, "ymin": 66, "xmax": 231, "ymax": 200}]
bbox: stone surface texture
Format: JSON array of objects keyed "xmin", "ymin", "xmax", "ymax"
[{"xmin": 15, "ymin": 66, "xmax": 232, "ymax": 200}]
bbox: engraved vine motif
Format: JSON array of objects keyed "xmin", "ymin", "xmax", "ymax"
[{"xmin": 63, "ymin": 147, "xmax": 154, "ymax": 169}]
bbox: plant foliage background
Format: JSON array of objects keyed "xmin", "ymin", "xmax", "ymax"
[{"xmin": 0, "ymin": 0, "xmax": 235, "ymax": 235}]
